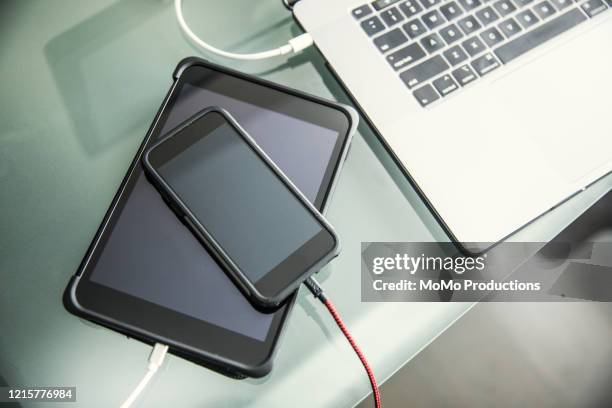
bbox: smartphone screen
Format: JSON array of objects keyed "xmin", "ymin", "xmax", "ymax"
[{"xmin": 146, "ymin": 110, "xmax": 338, "ymax": 303}]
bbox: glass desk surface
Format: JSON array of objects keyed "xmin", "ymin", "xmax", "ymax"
[{"xmin": 1, "ymin": 1, "xmax": 610, "ymax": 406}]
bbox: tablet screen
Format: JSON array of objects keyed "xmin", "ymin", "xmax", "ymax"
[{"xmin": 86, "ymin": 66, "xmax": 343, "ymax": 341}]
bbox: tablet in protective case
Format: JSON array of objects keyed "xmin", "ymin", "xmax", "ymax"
[{"xmin": 64, "ymin": 57, "xmax": 358, "ymax": 378}]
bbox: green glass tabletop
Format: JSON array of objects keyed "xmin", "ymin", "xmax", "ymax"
[{"xmin": 1, "ymin": 1, "xmax": 611, "ymax": 407}]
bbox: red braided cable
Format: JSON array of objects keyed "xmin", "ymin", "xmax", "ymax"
[{"xmin": 323, "ymin": 299, "xmax": 382, "ymax": 408}]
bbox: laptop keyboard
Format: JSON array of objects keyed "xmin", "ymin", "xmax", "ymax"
[{"xmin": 352, "ymin": 0, "xmax": 610, "ymax": 107}]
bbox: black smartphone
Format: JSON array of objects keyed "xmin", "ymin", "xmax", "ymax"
[
  {"xmin": 64, "ymin": 57, "xmax": 357, "ymax": 378},
  {"xmin": 142, "ymin": 107, "xmax": 340, "ymax": 308}
]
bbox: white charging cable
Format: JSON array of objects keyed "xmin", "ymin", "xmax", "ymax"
[
  {"xmin": 120, "ymin": 343, "xmax": 169, "ymax": 408},
  {"xmin": 174, "ymin": 0, "xmax": 313, "ymax": 60}
]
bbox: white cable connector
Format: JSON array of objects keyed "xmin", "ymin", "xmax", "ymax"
[
  {"xmin": 120, "ymin": 343, "xmax": 169, "ymax": 408},
  {"xmin": 175, "ymin": 0, "xmax": 313, "ymax": 60}
]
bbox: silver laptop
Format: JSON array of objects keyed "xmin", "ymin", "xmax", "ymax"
[{"xmin": 293, "ymin": 0, "xmax": 612, "ymax": 244}]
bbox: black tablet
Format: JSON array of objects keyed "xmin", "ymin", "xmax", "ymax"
[{"xmin": 64, "ymin": 58, "xmax": 357, "ymax": 378}]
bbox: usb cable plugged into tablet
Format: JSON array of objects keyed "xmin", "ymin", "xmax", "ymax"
[
  {"xmin": 175, "ymin": 0, "xmax": 313, "ymax": 61},
  {"xmin": 304, "ymin": 278, "xmax": 382, "ymax": 408},
  {"xmin": 120, "ymin": 343, "xmax": 168, "ymax": 408}
]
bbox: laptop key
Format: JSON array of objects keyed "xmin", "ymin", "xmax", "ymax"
[
  {"xmin": 452, "ymin": 64, "xmax": 478, "ymax": 85},
  {"xmin": 494, "ymin": 9, "xmax": 586, "ymax": 63},
  {"xmin": 440, "ymin": 2, "xmax": 465, "ymax": 20},
  {"xmin": 476, "ymin": 7, "xmax": 501, "ymax": 25},
  {"xmin": 381, "ymin": 7, "xmax": 406, "ymax": 26},
  {"xmin": 514, "ymin": 0, "xmax": 534, "ymax": 6},
  {"xmin": 499, "ymin": 17, "xmax": 523, "ymax": 37},
  {"xmin": 471, "ymin": 53, "xmax": 501, "ymax": 75},
  {"xmin": 493, "ymin": 0, "xmax": 518, "ymax": 16},
  {"xmin": 459, "ymin": 0, "xmax": 483, "ymax": 10},
  {"xmin": 461, "ymin": 36, "xmax": 487, "ymax": 56},
  {"xmin": 373, "ymin": 0, "xmax": 402, "ymax": 11},
  {"xmin": 400, "ymin": 0, "xmax": 424, "ymax": 17},
  {"xmin": 581, "ymin": 0, "xmax": 608, "ymax": 17},
  {"xmin": 361, "ymin": 16, "xmax": 386, "ymax": 36},
  {"xmin": 550, "ymin": 0, "xmax": 573, "ymax": 9},
  {"xmin": 422, "ymin": 10, "xmax": 446, "ymax": 29},
  {"xmin": 419, "ymin": 0, "xmax": 441, "ymax": 9},
  {"xmin": 481, "ymin": 27, "xmax": 506, "ymax": 46},
  {"xmin": 516, "ymin": 9, "xmax": 540, "ymax": 28},
  {"xmin": 421, "ymin": 33, "xmax": 446, "ymax": 52},
  {"xmin": 439, "ymin": 24, "xmax": 465, "ymax": 43},
  {"xmin": 534, "ymin": 1, "xmax": 557, "ymax": 18},
  {"xmin": 352, "ymin": 4, "xmax": 374, "ymax": 19},
  {"xmin": 400, "ymin": 55, "xmax": 450, "ymax": 88},
  {"xmin": 387, "ymin": 43, "xmax": 427, "ymax": 69},
  {"xmin": 433, "ymin": 74, "xmax": 460, "ymax": 96},
  {"xmin": 404, "ymin": 19, "xmax": 428, "ymax": 37},
  {"xmin": 443, "ymin": 45, "xmax": 470, "ymax": 65},
  {"xmin": 412, "ymin": 84, "xmax": 440, "ymax": 107},
  {"xmin": 458, "ymin": 15, "xmax": 483, "ymax": 34},
  {"xmin": 374, "ymin": 28, "xmax": 409, "ymax": 52}
]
